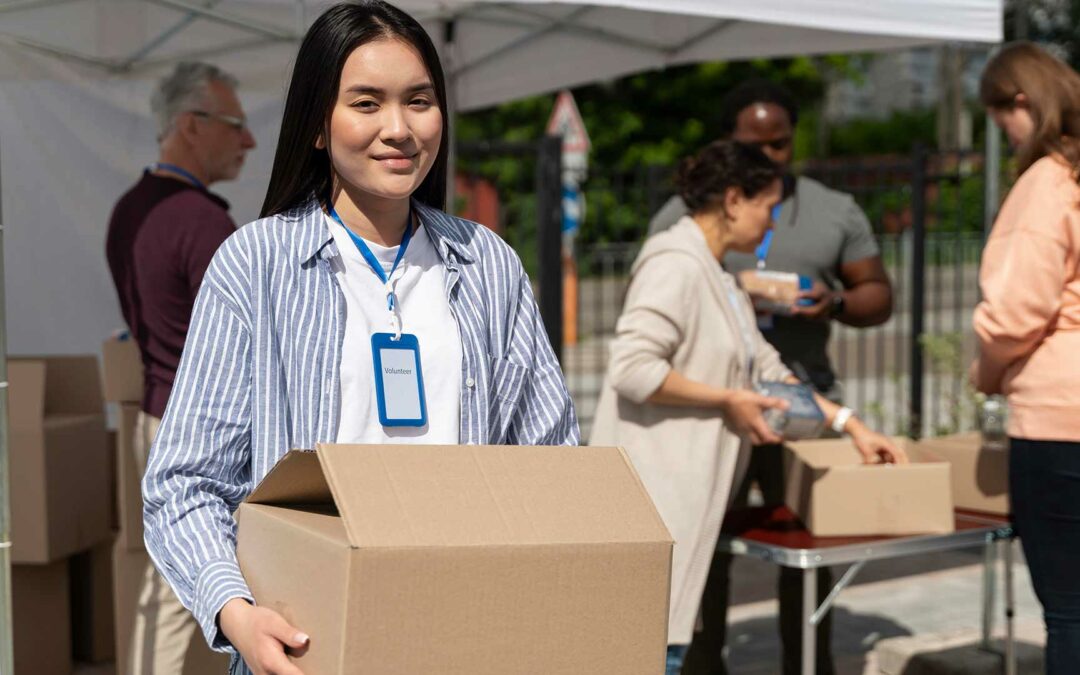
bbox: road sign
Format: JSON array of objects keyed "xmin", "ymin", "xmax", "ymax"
[{"xmin": 546, "ymin": 90, "xmax": 590, "ymax": 178}]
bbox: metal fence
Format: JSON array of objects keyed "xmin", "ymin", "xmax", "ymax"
[{"xmin": 458, "ymin": 141, "xmax": 995, "ymax": 441}]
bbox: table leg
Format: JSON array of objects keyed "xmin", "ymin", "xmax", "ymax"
[
  {"xmin": 981, "ymin": 536, "xmax": 997, "ymax": 650},
  {"xmin": 1003, "ymin": 538, "xmax": 1016, "ymax": 675},
  {"xmin": 802, "ymin": 567, "xmax": 817, "ymax": 675}
]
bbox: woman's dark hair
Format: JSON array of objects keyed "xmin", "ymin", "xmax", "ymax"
[
  {"xmin": 980, "ymin": 41, "xmax": 1080, "ymax": 181},
  {"xmin": 675, "ymin": 140, "xmax": 782, "ymax": 213},
  {"xmin": 718, "ymin": 79, "xmax": 799, "ymax": 137},
  {"xmin": 260, "ymin": 1, "xmax": 449, "ymax": 217}
]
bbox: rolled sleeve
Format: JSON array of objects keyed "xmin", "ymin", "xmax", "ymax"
[{"xmin": 143, "ymin": 276, "xmax": 255, "ymax": 653}]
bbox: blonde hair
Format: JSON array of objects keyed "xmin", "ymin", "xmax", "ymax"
[{"xmin": 980, "ymin": 42, "xmax": 1080, "ymax": 181}]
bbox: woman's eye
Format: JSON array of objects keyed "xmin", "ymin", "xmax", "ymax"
[
  {"xmin": 351, "ymin": 100, "xmax": 378, "ymax": 110},
  {"xmin": 410, "ymin": 98, "xmax": 433, "ymax": 108}
]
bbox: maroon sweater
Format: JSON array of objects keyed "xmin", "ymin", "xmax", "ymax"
[{"xmin": 106, "ymin": 173, "xmax": 236, "ymax": 418}]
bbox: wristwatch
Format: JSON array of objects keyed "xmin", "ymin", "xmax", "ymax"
[{"xmin": 829, "ymin": 292, "xmax": 846, "ymax": 318}]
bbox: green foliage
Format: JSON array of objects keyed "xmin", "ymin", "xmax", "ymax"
[{"xmin": 827, "ymin": 109, "xmax": 936, "ymax": 157}]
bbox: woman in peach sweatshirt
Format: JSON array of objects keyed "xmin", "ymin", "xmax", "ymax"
[{"xmin": 975, "ymin": 42, "xmax": 1080, "ymax": 673}]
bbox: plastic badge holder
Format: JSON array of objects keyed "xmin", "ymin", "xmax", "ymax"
[{"xmin": 756, "ymin": 380, "xmax": 826, "ymax": 441}]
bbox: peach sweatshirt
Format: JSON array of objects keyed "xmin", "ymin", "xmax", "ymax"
[{"xmin": 974, "ymin": 155, "xmax": 1080, "ymax": 441}]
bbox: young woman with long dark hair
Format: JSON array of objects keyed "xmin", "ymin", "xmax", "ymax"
[{"xmin": 142, "ymin": 4, "xmax": 578, "ymax": 673}]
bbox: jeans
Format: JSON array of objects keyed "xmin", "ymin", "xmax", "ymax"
[
  {"xmin": 1010, "ymin": 437, "xmax": 1080, "ymax": 674},
  {"xmin": 667, "ymin": 645, "xmax": 688, "ymax": 675},
  {"xmin": 681, "ymin": 443, "xmax": 835, "ymax": 675}
]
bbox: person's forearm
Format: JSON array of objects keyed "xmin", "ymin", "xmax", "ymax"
[
  {"xmin": 837, "ymin": 281, "xmax": 892, "ymax": 327},
  {"xmin": 646, "ymin": 370, "xmax": 730, "ymax": 408},
  {"xmin": 783, "ymin": 375, "xmax": 865, "ymax": 434}
]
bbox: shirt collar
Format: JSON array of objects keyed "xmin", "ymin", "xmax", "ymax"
[{"xmin": 295, "ymin": 197, "xmax": 474, "ymax": 266}]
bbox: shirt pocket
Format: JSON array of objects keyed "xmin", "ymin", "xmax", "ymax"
[{"xmin": 488, "ymin": 356, "xmax": 532, "ymax": 441}]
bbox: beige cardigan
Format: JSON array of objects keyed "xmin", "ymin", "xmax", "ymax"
[{"xmin": 590, "ymin": 218, "xmax": 791, "ymax": 645}]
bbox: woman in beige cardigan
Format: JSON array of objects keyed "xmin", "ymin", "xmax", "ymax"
[{"xmin": 590, "ymin": 140, "xmax": 903, "ymax": 674}]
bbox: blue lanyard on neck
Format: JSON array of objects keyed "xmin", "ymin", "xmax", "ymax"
[
  {"xmin": 755, "ymin": 203, "xmax": 784, "ymax": 270},
  {"xmin": 327, "ymin": 200, "xmax": 414, "ymax": 312},
  {"xmin": 150, "ymin": 163, "xmax": 206, "ymax": 191}
]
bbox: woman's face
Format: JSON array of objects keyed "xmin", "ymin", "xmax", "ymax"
[
  {"xmin": 725, "ymin": 178, "xmax": 783, "ymax": 253},
  {"xmin": 989, "ymin": 97, "xmax": 1035, "ymax": 150},
  {"xmin": 320, "ymin": 38, "xmax": 442, "ymax": 203}
]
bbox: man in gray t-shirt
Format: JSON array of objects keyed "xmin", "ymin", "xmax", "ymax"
[{"xmin": 667, "ymin": 80, "xmax": 893, "ymax": 675}]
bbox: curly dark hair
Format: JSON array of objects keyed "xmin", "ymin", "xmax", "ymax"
[
  {"xmin": 675, "ymin": 140, "xmax": 782, "ymax": 213},
  {"xmin": 718, "ymin": 79, "xmax": 799, "ymax": 137}
]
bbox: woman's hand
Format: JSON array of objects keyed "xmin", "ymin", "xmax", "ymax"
[
  {"xmin": 846, "ymin": 420, "xmax": 908, "ymax": 465},
  {"xmin": 718, "ymin": 390, "xmax": 789, "ymax": 445},
  {"xmin": 219, "ymin": 598, "xmax": 309, "ymax": 675}
]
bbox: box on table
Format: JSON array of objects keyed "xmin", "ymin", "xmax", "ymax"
[
  {"xmin": 101, "ymin": 335, "xmax": 143, "ymax": 404},
  {"xmin": 112, "ymin": 541, "xmax": 230, "ymax": 674},
  {"xmin": 918, "ymin": 432, "xmax": 1009, "ymax": 516},
  {"xmin": 13, "ymin": 561, "xmax": 72, "ymax": 675},
  {"xmin": 9, "ymin": 356, "xmax": 112, "ymax": 564},
  {"xmin": 237, "ymin": 444, "xmax": 674, "ymax": 675},
  {"xmin": 71, "ymin": 539, "xmax": 116, "ymax": 663},
  {"xmin": 784, "ymin": 437, "xmax": 954, "ymax": 537},
  {"xmin": 116, "ymin": 403, "xmax": 145, "ymax": 551}
]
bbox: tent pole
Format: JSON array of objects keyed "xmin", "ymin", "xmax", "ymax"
[{"xmin": 0, "ymin": 141, "xmax": 14, "ymax": 675}]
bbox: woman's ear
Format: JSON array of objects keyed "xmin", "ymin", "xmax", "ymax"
[
  {"xmin": 723, "ymin": 185, "xmax": 743, "ymax": 219},
  {"xmin": 1014, "ymin": 92, "xmax": 1030, "ymax": 109},
  {"xmin": 315, "ymin": 132, "xmax": 326, "ymax": 150}
]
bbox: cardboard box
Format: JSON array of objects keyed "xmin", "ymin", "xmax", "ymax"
[
  {"xmin": 116, "ymin": 403, "xmax": 145, "ymax": 551},
  {"xmin": 236, "ymin": 444, "xmax": 673, "ymax": 675},
  {"xmin": 102, "ymin": 335, "xmax": 143, "ymax": 404},
  {"xmin": 784, "ymin": 438, "xmax": 955, "ymax": 537},
  {"xmin": 113, "ymin": 542, "xmax": 230, "ymax": 675},
  {"xmin": 9, "ymin": 356, "xmax": 112, "ymax": 563},
  {"xmin": 918, "ymin": 432, "xmax": 1009, "ymax": 516},
  {"xmin": 13, "ymin": 561, "xmax": 73, "ymax": 675},
  {"xmin": 71, "ymin": 539, "xmax": 116, "ymax": 663}
]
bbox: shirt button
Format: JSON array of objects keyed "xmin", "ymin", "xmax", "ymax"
[{"xmin": 465, "ymin": 377, "xmax": 476, "ymax": 389}]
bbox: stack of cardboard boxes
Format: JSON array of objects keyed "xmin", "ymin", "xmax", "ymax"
[
  {"xmin": 9, "ymin": 355, "xmax": 112, "ymax": 674},
  {"xmin": 102, "ymin": 336, "xmax": 228, "ymax": 674}
]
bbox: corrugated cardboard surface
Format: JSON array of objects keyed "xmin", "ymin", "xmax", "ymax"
[
  {"xmin": 71, "ymin": 540, "xmax": 116, "ymax": 663},
  {"xmin": 10, "ymin": 356, "xmax": 111, "ymax": 564},
  {"xmin": 239, "ymin": 444, "xmax": 673, "ymax": 675},
  {"xmin": 116, "ymin": 403, "xmax": 144, "ymax": 551},
  {"xmin": 102, "ymin": 337, "xmax": 143, "ymax": 404},
  {"xmin": 919, "ymin": 433, "xmax": 1009, "ymax": 516},
  {"xmin": 112, "ymin": 542, "xmax": 229, "ymax": 675},
  {"xmin": 13, "ymin": 561, "xmax": 72, "ymax": 675},
  {"xmin": 784, "ymin": 438, "xmax": 955, "ymax": 537}
]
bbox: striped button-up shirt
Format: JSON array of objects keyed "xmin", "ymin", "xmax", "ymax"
[{"xmin": 142, "ymin": 199, "xmax": 579, "ymax": 665}]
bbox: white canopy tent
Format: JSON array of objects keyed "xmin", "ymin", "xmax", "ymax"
[{"xmin": 0, "ymin": 0, "xmax": 1001, "ymax": 357}]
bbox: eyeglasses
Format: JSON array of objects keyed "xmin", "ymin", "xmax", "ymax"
[{"xmin": 187, "ymin": 110, "xmax": 248, "ymax": 132}]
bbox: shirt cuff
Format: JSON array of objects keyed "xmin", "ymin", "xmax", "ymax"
[{"xmin": 194, "ymin": 558, "xmax": 255, "ymax": 652}]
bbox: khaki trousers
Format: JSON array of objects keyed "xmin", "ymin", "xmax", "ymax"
[{"xmin": 127, "ymin": 412, "xmax": 224, "ymax": 675}]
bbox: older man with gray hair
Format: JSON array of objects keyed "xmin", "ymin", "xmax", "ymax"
[{"xmin": 105, "ymin": 61, "xmax": 254, "ymax": 675}]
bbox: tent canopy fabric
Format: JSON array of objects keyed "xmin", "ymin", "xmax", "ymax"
[
  {"xmin": 2, "ymin": 0, "xmax": 1003, "ymax": 111},
  {"xmin": 0, "ymin": 0, "xmax": 1002, "ymax": 356}
]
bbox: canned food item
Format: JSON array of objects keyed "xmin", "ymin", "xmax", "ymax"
[{"xmin": 978, "ymin": 395, "xmax": 1008, "ymax": 450}]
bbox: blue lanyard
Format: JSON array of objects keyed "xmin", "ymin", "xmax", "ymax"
[
  {"xmin": 327, "ymin": 201, "xmax": 414, "ymax": 312},
  {"xmin": 754, "ymin": 203, "xmax": 784, "ymax": 269},
  {"xmin": 150, "ymin": 163, "xmax": 206, "ymax": 191}
]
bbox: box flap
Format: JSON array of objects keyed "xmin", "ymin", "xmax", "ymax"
[
  {"xmin": 315, "ymin": 443, "xmax": 673, "ymax": 548},
  {"xmin": 785, "ymin": 437, "xmax": 925, "ymax": 469},
  {"xmin": 246, "ymin": 450, "xmax": 334, "ymax": 506},
  {"xmin": 10, "ymin": 356, "xmax": 103, "ymax": 417}
]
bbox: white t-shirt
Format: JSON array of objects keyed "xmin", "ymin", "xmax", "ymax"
[{"xmin": 326, "ymin": 212, "xmax": 462, "ymax": 444}]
